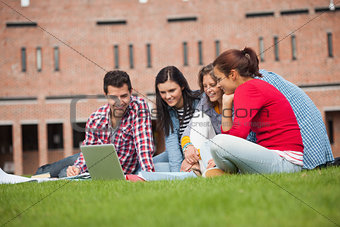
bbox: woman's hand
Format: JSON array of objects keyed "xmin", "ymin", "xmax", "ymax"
[
  {"xmin": 184, "ymin": 145, "xmax": 200, "ymax": 164},
  {"xmin": 207, "ymin": 159, "xmax": 216, "ymax": 169},
  {"xmin": 222, "ymin": 94, "xmax": 234, "ymax": 108},
  {"xmin": 180, "ymin": 159, "xmax": 193, "ymax": 172}
]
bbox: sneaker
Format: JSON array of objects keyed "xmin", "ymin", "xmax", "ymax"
[{"xmin": 203, "ymin": 167, "xmax": 226, "ymax": 178}]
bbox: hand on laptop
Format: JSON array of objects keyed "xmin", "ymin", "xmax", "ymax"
[{"xmin": 66, "ymin": 166, "xmax": 80, "ymax": 177}]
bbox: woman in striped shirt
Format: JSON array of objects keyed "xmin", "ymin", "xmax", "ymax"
[
  {"xmin": 210, "ymin": 47, "xmax": 304, "ymax": 174},
  {"xmin": 153, "ymin": 66, "xmax": 201, "ymax": 172}
]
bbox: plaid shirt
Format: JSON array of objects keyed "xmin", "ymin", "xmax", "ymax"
[
  {"xmin": 74, "ymin": 96, "xmax": 155, "ymax": 174},
  {"xmin": 248, "ymin": 70, "xmax": 334, "ymax": 169}
]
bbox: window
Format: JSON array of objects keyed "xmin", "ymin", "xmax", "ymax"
[
  {"xmin": 72, "ymin": 122, "xmax": 86, "ymax": 148},
  {"xmin": 36, "ymin": 47, "xmax": 42, "ymax": 72},
  {"xmin": 146, "ymin": 43, "xmax": 152, "ymax": 68},
  {"xmin": 96, "ymin": 20, "xmax": 127, "ymax": 25},
  {"xmin": 274, "ymin": 36, "xmax": 279, "ymax": 61},
  {"xmin": 0, "ymin": 125, "xmax": 12, "ymax": 154},
  {"xmin": 114, "ymin": 45, "xmax": 119, "ymax": 69},
  {"xmin": 291, "ymin": 35, "xmax": 297, "ymax": 60},
  {"xmin": 280, "ymin": 9, "xmax": 309, "ymax": 16},
  {"xmin": 245, "ymin": 11, "xmax": 274, "ymax": 18},
  {"xmin": 129, "ymin": 44, "xmax": 134, "ymax": 69},
  {"xmin": 54, "ymin": 46, "xmax": 59, "ymax": 71},
  {"xmin": 21, "ymin": 47, "xmax": 26, "ymax": 72},
  {"xmin": 0, "ymin": 125, "xmax": 13, "ymax": 172},
  {"xmin": 6, "ymin": 22, "xmax": 36, "ymax": 27},
  {"xmin": 22, "ymin": 124, "xmax": 38, "ymax": 151},
  {"xmin": 198, "ymin": 41, "xmax": 203, "ymax": 65},
  {"xmin": 167, "ymin": 16, "xmax": 197, "ymax": 23},
  {"xmin": 328, "ymin": 120, "xmax": 334, "ymax": 144},
  {"xmin": 327, "ymin": 32, "xmax": 333, "ymax": 58},
  {"xmin": 259, "ymin": 37, "xmax": 264, "ymax": 62},
  {"xmin": 183, "ymin": 42, "xmax": 188, "ymax": 66},
  {"xmin": 47, "ymin": 123, "xmax": 64, "ymax": 150},
  {"xmin": 215, "ymin": 40, "xmax": 220, "ymax": 57}
]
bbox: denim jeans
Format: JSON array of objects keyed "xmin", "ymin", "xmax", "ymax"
[
  {"xmin": 210, "ymin": 134, "xmax": 302, "ymax": 174},
  {"xmin": 35, "ymin": 153, "xmax": 81, "ymax": 178},
  {"xmin": 152, "ymin": 151, "xmax": 172, "ymax": 172}
]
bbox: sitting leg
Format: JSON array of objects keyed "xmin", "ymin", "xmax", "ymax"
[
  {"xmin": 210, "ymin": 134, "xmax": 302, "ymax": 174},
  {"xmin": 35, "ymin": 153, "xmax": 81, "ymax": 178},
  {"xmin": 152, "ymin": 151, "xmax": 171, "ymax": 172}
]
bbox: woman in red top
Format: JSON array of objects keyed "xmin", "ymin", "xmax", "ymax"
[{"xmin": 210, "ymin": 47, "xmax": 304, "ymax": 174}]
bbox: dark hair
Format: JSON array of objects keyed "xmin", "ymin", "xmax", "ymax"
[
  {"xmin": 213, "ymin": 47, "xmax": 262, "ymax": 78},
  {"xmin": 103, "ymin": 70, "xmax": 132, "ymax": 94},
  {"xmin": 155, "ymin": 66, "xmax": 200, "ymax": 137},
  {"xmin": 198, "ymin": 63, "xmax": 215, "ymax": 93}
]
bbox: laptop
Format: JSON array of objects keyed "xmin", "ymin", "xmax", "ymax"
[{"xmin": 80, "ymin": 144, "xmax": 125, "ymax": 180}]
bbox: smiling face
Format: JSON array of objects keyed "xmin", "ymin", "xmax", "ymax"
[
  {"xmin": 157, "ymin": 80, "xmax": 184, "ymax": 109},
  {"xmin": 213, "ymin": 67, "xmax": 237, "ymax": 95},
  {"xmin": 106, "ymin": 84, "xmax": 131, "ymax": 118},
  {"xmin": 202, "ymin": 74, "xmax": 223, "ymax": 103}
]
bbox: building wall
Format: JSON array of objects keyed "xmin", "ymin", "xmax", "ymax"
[{"xmin": 0, "ymin": 0, "xmax": 339, "ymax": 174}]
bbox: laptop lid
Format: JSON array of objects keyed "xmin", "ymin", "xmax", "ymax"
[{"xmin": 80, "ymin": 144, "xmax": 125, "ymax": 180}]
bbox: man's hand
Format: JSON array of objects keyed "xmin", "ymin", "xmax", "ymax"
[
  {"xmin": 66, "ymin": 166, "xmax": 80, "ymax": 177},
  {"xmin": 184, "ymin": 145, "xmax": 200, "ymax": 164}
]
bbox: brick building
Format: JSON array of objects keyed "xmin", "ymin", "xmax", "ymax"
[{"xmin": 0, "ymin": 0, "xmax": 339, "ymax": 175}]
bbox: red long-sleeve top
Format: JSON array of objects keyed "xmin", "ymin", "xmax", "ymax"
[{"xmin": 222, "ymin": 79, "xmax": 304, "ymax": 153}]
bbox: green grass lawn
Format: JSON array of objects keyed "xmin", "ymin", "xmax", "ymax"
[{"xmin": 1, "ymin": 167, "xmax": 339, "ymax": 227}]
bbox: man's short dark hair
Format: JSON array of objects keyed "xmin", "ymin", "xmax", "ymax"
[{"xmin": 103, "ymin": 70, "xmax": 132, "ymax": 94}]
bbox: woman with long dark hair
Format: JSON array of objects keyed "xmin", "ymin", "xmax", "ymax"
[{"xmin": 153, "ymin": 66, "xmax": 200, "ymax": 172}]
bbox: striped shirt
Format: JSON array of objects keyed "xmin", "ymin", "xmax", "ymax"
[
  {"xmin": 176, "ymin": 107, "xmax": 193, "ymax": 140},
  {"xmin": 272, "ymin": 150, "xmax": 303, "ymax": 166}
]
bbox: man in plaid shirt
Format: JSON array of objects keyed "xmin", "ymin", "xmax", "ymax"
[{"xmin": 67, "ymin": 70, "xmax": 155, "ymax": 176}]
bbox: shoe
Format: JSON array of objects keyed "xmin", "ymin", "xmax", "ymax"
[{"xmin": 203, "ymin": 167, "xmax": 226, "ymax": 178}]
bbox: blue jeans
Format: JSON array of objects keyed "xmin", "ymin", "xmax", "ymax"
[
  {"xmin": 152, "ymin": 151, "xmax": 172, "ymax": 172},
  {"xmin": 210, "ymin": 134, "xmax": 302, "ymax": 174},
  {"xmin": 35, "ymin": 153, "xmax": 81, "ymax": 178}
]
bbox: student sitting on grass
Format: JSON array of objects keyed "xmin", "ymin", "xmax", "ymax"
[
  {"xmin": 67, "ymin": 70, "xmax": 155, "ymax": 177},
  {"xmin": 179, "ymin": 64, "xmax": 224, "ymax": 175},
  {"xmin": 209, "ymin": 47, "xmax": 304, "ymax": 174},
  {"xmin": 152, "ymin": 66, "xmax": 201, "ymax": 172}
]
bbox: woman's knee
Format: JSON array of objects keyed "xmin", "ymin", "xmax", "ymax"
[{"xmin": 211, "ymin": 134, "xmax": 232, "ymax": 151}]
